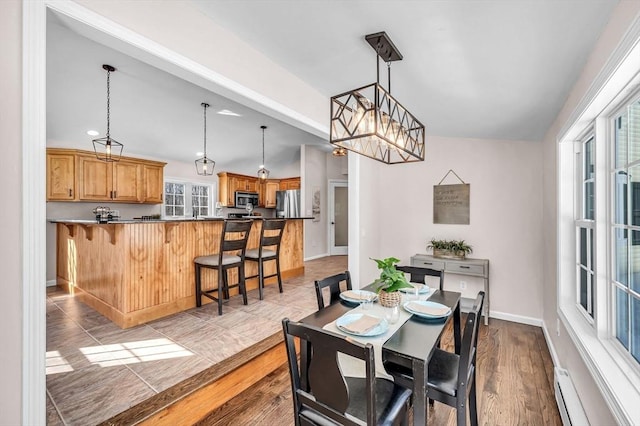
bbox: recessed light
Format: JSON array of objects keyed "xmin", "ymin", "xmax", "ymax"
[
  {"xmin": 196, "ymin": 152, "xmax": 204, "ymax": 156},
  {"xmin": 217, "ymin": 109, "xmax": 241, "ymax": 117},
  {"xmin": 87, "ymin": 130, "xmax": 99, "ymax": 136}
]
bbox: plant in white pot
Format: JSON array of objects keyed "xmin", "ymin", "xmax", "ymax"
[{"xmin": 372, "ymin": 257, "xmax": 413, "ymax": 307}]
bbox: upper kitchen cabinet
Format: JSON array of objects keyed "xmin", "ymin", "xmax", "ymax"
[
  {"xmin": 263, "ymin": 180, "xmax": 280, "ymax": 208},
  {"xmin": 217, "ymin": 172, "xmax": 259, "ymax": 206},
  {"xmin": 280, "ymin": 177, "xmax": 301, "ymax": 190},
  {"xmin": 46, "ymin": 148, "xmax": 166, "ymax": 204},
  {"xmin": 46, "ymin": 149, "xmax": 76, "ymax": 200}
]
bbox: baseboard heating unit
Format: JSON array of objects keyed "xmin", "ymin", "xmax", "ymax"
[{"xmin": 554, "ymin": 367, "xmax": 589, "ymax": 426}]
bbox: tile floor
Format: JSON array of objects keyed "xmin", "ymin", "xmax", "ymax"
[{"xmin": 46, "ymin": 255, "xmax": 348, "ymax": 425}]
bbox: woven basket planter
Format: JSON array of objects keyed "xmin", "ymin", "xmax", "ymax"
[
  {"xmin": 378, "ymin": 290, "xmax": 401, "ymax": 308},
  {"xmin": 433, "ymin": 248, "xmax": 466, "ymax": 260}
]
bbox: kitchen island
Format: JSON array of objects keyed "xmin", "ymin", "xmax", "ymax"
[{"xmin": 52, "ymin": 217, "xmax": 308, "ymax": 328}]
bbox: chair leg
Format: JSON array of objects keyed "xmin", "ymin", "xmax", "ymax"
[
  {"xmin": 276, "ymin": 257, "xmax": 283, "ymax": 293},
  {"xmin": 239, "ymin": 264, "xmax": 248, "ymax": 305},
  {"xmin": 195, "ymin": 264, "xmax": 202, "ymax": 307},
  {"xmin": 222, "ymin": 269, "xmax": 230, "ymax": 299},
  {"xmin": 469, "ymin": 374, "xmax": 478, "ymax": 426},
  {"xmin": 258, "ymin": 259, "xmax": 264, "ymax": 300},
  {"xmin": 217, "ymin": 267, "xmax": 223, "ymax": 316},
  {"xmin": 456, "ymin": 399, "xmax": 466, "ymax": 426}
]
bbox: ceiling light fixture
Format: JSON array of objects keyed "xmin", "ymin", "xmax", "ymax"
[
  {"xmin": 217, "ymin": 109, "xmax": 241, "ymax": 117},
  {"xmin": 92, "ymin": 64, "xmax": 123, "ymax": 162},
  {"xmin": 195, "ymin": 103, "xmax": 215, "ymax": 175},
  {"xmin": 332, "ymin": 147, "xmax": 347, "ymax": 157},
  {"xmin": 87, "ymin": 130, "xmax": 99, "ymax": 136},
  {"xmin": 329, "ymin": 31, "xmax": 425, "ymax": 164},
  {"xmin": 257, "ymin": 125, "xmax": 270, "ymax": 181}
]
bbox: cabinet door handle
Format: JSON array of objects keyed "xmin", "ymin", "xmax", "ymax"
[
  {"xmin": 460, "ymin": 265, "xmax": 470, "ymax": 269},
  {"xmin": 68, "ymin": 189, "xmax": 72, "ymax": 197},
  {"xmin": 423, "ymin": 262, "xmax": 433, "ymax": 266}
]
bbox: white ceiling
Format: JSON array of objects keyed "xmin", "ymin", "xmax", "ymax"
[{"xmin": 47, "ymin": 1, "xmax": 619, "ymax": 172}]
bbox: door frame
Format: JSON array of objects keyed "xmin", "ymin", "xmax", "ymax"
[{"xmin": 328, "ymin": 179, "xmax": 348, "ymax": 255}]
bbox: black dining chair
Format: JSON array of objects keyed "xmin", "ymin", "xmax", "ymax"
[
  {"xmin": 193, "ymin": 219, "xmax": 253, "ymax": 315},
  {"xmin": 314, "ymin": 271, "xmax": 352, "ymax": 310},
  {"xmin": 385, "ymin": 291, "xmax": 485, "ymax": 426},
  {"xmin": 282, "ymin": 318, "xmax": 412, "ymax": 426},
  {"xmin": 396, "ymin": 265, "xmax": 444, "ymax": 291},
  {"xmin": 245, "ymin": 218, "xmax": 286, "ymax": 300}
]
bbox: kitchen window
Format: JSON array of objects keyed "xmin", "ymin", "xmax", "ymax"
[{"xmin": 164, "ymin": 180, "xmax": 215, "ymax": 218}]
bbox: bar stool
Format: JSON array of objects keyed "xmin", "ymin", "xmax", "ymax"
[
  {"xmin": 245, "ymin": 218, "xmax": 286, "ymax": 300},
  {"xmin": 194, "ymin": 219, "xmax": 252, "ymax": 315}
]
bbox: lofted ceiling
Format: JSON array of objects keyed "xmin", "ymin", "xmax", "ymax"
[{"xmin": 47, "ymin": 1, "xmax": 619, "ymax": 174}]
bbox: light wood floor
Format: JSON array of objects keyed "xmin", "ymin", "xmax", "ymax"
[{"xmin": 197, "ymin": 314, "xmax": 561, "ymax": 425}]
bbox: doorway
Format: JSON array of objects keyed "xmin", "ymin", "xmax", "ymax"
[{"xmin": 329, "ymin": 180, "xmax": 348, "ymax": 255}]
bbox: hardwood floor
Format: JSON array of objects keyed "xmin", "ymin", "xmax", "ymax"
[{"xmin": 197, "ymin": 316, "xmax": 561, "ymax": 425}]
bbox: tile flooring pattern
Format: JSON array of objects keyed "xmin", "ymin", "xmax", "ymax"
[{"xmin": 46, "ymin": 256, "xmax": 348, "ymax": 425}]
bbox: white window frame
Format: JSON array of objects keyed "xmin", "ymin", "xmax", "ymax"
[
  {"xmin": 163, "ymin": 177, "xmax": 216, "ymax": 218},
  {"xmin": 559, "ymin": 78, "xmax": 640, "ymax": 425}
]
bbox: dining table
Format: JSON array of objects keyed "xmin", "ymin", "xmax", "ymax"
[{"xmin": 300, "ymin": 286, "xmax": 461, "ymax": 426}]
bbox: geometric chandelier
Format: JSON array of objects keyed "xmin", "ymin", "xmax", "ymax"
[
  {"xmin": 93, "ymin": 64, "xmax": 124, "ymax": 162},
  {"xmin": 330, "ymin": 32, "xmax": 425, "ymax": 164}
]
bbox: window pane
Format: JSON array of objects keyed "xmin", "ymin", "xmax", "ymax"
[
  {"xmin": 632, "ymin": 296, "xmax": 640, "ymax": 362},
  {"xmin": 580, "ymin": 227, "xmax": 588, "ymax": 267},
  {"xmin": 193, "ymin": 197, "xmax": 199, "ymax": 207},
  {"xmin": 202, "ymin": 187, "xmax": 208, "ymax": 196},
  {"xmin": 629, "ymin": 100, "xmax": 640, "ymax": 163},
  {"xmin": 615, "ymin": 172, "xmax": 628, "ymax": 225},
  {"xmin": 616, "ymin": 287, "xmax": 629, "ymax": 349},
  {"xmin": 176, "ymin": 195, "xmax": 184, "ymax": 206},
  {"xmin": 589, "ymin": 228, "xmax": 594, "ymax": 270},
  {"xmin": 584, "ymin": 138, "xmax": 594, "ymax": 180},
  {"xmin": 615, "ymin": 228, "xmax": 629, "ymax": 286},
  {"xmin": 632, "ymin": 231, "xmax": 640, "ymax": 293},
  {"xmin": 165, "ymin": 206, "xmax": 172, "ymax": 216},
  {"xmin": 165, "ymin": 182, "xmax": 173, "ymax": 194},
  {"xmin": 616, "ymin": 115, "xmax": 628, "ymax": 168},
  {"xmin": 580, "ymin": 268, "xmax": 588, "ymax": 310},
  {"xmin": 201, "ymin": 207, "xmax": 208, "ymax": 216},
  {"xmin": 175, "ymin": 184, "xmax": 184, "ymax": 195},
  {"xmin": 584, "ymin": 182, "xmax": 594, "ymax": 220},
  {"xmin": 165, "ymin": 195, "xmax": 174, "ymax": 206},
  {"xmin": 175, "ymin": 207, "xmax": 184, "ymax": 216}
]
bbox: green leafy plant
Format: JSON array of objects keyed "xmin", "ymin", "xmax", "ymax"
[
  {"xmin": 427, "ymin": 238, "xmax": 473, "ymax": 255},
  {"xmin": 371, "ymin": 257, "xmax": 413, "ymax": 293}
]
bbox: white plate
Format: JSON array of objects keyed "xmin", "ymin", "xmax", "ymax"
[
  {"xmin": 403, "ymin": 300, "xmax": 451, "ymax": 319},
  {"xmin": 339, "ymin": 290, "xmax": 378, "ymax": 304},
  {"xmin": 336, "ymin": 313, "xmax": 388, "ymax": 337},
  {"xmin": 399, "ymin": 284, "xmax": 430, "ymax": 294}
]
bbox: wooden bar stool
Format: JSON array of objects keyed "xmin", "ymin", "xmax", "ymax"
[
  {"xmin": 245, "ymin": 218, "xmax": 286, "ymax": 300},
  {"xmin": 194, "ymin": 219, "xmax": 252, "ymax": 315}
]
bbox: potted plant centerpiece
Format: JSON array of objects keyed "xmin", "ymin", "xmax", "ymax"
[
  {"xmin": 372, "ymin": 257, "xmax": 413, "ymax": 308},
  {"xmin": 427, "ymin": 238, "xmax": 473, "ymax": 259}
]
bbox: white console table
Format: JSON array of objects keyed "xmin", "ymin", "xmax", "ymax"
[{"xmin": 411, "ymin": 254, "xmax": 490, "ymax": 325}]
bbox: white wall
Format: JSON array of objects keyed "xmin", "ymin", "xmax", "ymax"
[
  {"xmin": 366, "ymin": 136, "xmax": 544, "ymax": 321},
  {"xmin": 0, "ymin": 1, "xmax": 24, "ymax": 423},
  {"xmin": 541, "ymin": 2, "xmax": 640, "ymax": 424}
]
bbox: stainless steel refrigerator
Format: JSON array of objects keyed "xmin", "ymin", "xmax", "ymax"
[{"xmin": 275, "ymin": 190, "xmax": 301, "ymax": 218}]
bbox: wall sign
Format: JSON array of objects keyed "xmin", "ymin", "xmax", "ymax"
[{"xmin": 433, "ymin": 170, "xmax": 470, "ymax": 224}]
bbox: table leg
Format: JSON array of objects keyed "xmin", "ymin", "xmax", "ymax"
[
  {"xmin": 412, "ymin": 358, "xmax": 427, "ymax": 425},
  {"xmin": 454, "ymin": 302, "xmax": 461, "ymax": 355}
]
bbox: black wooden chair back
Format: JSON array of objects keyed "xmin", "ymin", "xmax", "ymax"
[
  {"xmin": 396, "ymin": 265, "xmax": 444, "ymax": 291},
  {"xmin": 282, "ymin": 318, "xmax": 411, "ymax": 426},
  {"xmin": 258, "ymin": 218, "xmax": 286, "ymax": 257},
  {"xmin": 219, "ymin": 219, "xmax": 252, "ymax": 256},
  {"xmin": 314, "ymin": 271, "xmax": 352, "ymax": 310}
]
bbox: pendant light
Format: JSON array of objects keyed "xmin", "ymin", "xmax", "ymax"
[
  {"xmin": 195, "ymin": 102, "xmax": 215, "ymax": 175},
  {"xmin": 92, "ymin": 64, "xmax": 123, "ymax": 162},
  {"xmin": 329, "ymin": 31, "xmax": 425, "ymax": 164},
  {"xmin": 257, "ymin": 125, "xmax": 270, "ymax": 181}
]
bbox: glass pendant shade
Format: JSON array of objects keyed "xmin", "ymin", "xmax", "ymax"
[
  {"xmin": 329, "ymin": 32, "xmax": 425, "ymax": 164},
  {"xmin": 195, "ymin": 102, "xmax": 215, "ymax": 175},
  {"xmin": 93, "ymin": 64, "xmax": 123, "ymax": 162},
  {"xmin": 257, "ymin": 125, "xmax": 269, "ymax": 180}
]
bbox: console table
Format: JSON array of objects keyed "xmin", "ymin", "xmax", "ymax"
[{"xmin": 411, "ymin": 254, "xmax": 489, "ymax": 325}]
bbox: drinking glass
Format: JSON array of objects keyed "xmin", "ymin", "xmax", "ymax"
[
  {"xmin": 385, "ymin": 306, "xmax": 400, "ymax": 324},
  {"xmin": 360, "ymin": 293, "xmax": 373, "ymax": 310}
]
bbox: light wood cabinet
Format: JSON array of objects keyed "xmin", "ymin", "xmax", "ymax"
[
  {"xmin": 280, "ymin": 177, "xmax": 301, "ymax": 190},
  {"xmin": 217, "ymin": 172, "xmax": 260, "ymax": 206},
  {"xmin": 264, "ymin": 180, "xmax": 280, "ymax": 208},
  {"xmin": 46, "ymin": 151, "xmax": 76, "ymax": 200},
  {"xmin": 46, "ymin": 148, "xmax": 165, "ymax": 204}
]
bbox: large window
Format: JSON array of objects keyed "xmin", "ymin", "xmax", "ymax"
[
  {"xmin": 576, "ymin": 135, "xmax": 595, "ymax": 318},
  {"xmin": 612, "ymin": 99, "xmax": 640, "ymax": 362},
  {"xmin": 164, "ymin": 180, "xmax": 214, "ymax": 218}
]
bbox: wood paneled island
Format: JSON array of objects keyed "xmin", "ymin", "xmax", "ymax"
[{"xmin": 52, "ymin": 218, "xmax": 305, "ymax": 328}]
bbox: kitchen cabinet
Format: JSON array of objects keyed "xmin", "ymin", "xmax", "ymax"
[
  {"xmin": 217, "ymin": 172, "xmax": 260, "ymax": 206},
  {"xmin": 264, "ymin": 180, "xmax": 280, "ymax": 208},
  {"xmin": 280, "ymin": 177, "xmax": 301, "ymax": 190},
  {"xmin": 46, "ymin": 150, "xmax": 76, "ymax": 200},
  {"xmin": 46, "ymin": 148, "xmax": 165, "ymax": 204}
]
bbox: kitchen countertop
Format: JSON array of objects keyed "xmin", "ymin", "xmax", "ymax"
[{"xmin": 48, "ymin": 217, "xmax": 314, "ymax": 224}]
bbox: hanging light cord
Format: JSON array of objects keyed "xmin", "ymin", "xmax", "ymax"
[
  {"xmin": 203, "ymin": 104, "xmax": 207, "ymax": 156},
  {"xmin": 106, "ymin": 68, "xmax": 111, "ymax": 140},
  {"xmin": 262, "ymin": 127, "xmax": 265, "ymax": 166}
]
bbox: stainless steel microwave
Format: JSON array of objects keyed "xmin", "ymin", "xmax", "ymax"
[{"xmin": 235, "ymin": 191, "xmax": 259, "ymax": 208}]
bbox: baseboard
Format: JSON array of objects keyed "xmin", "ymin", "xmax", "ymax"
[
  {"xmin": 304, "ymin": 253, "xmax": 329, "ymax": 261},
  {"xmin": 46, "ymin": 279, "xmax": 57, "ymax": 287},
  {"xmin": 541, "ymin": 320, "xmax": 561, "ymax": 369},
  {"xmin": 489, "ymin": 310, "xmax": 543, "ymax": 327}
]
